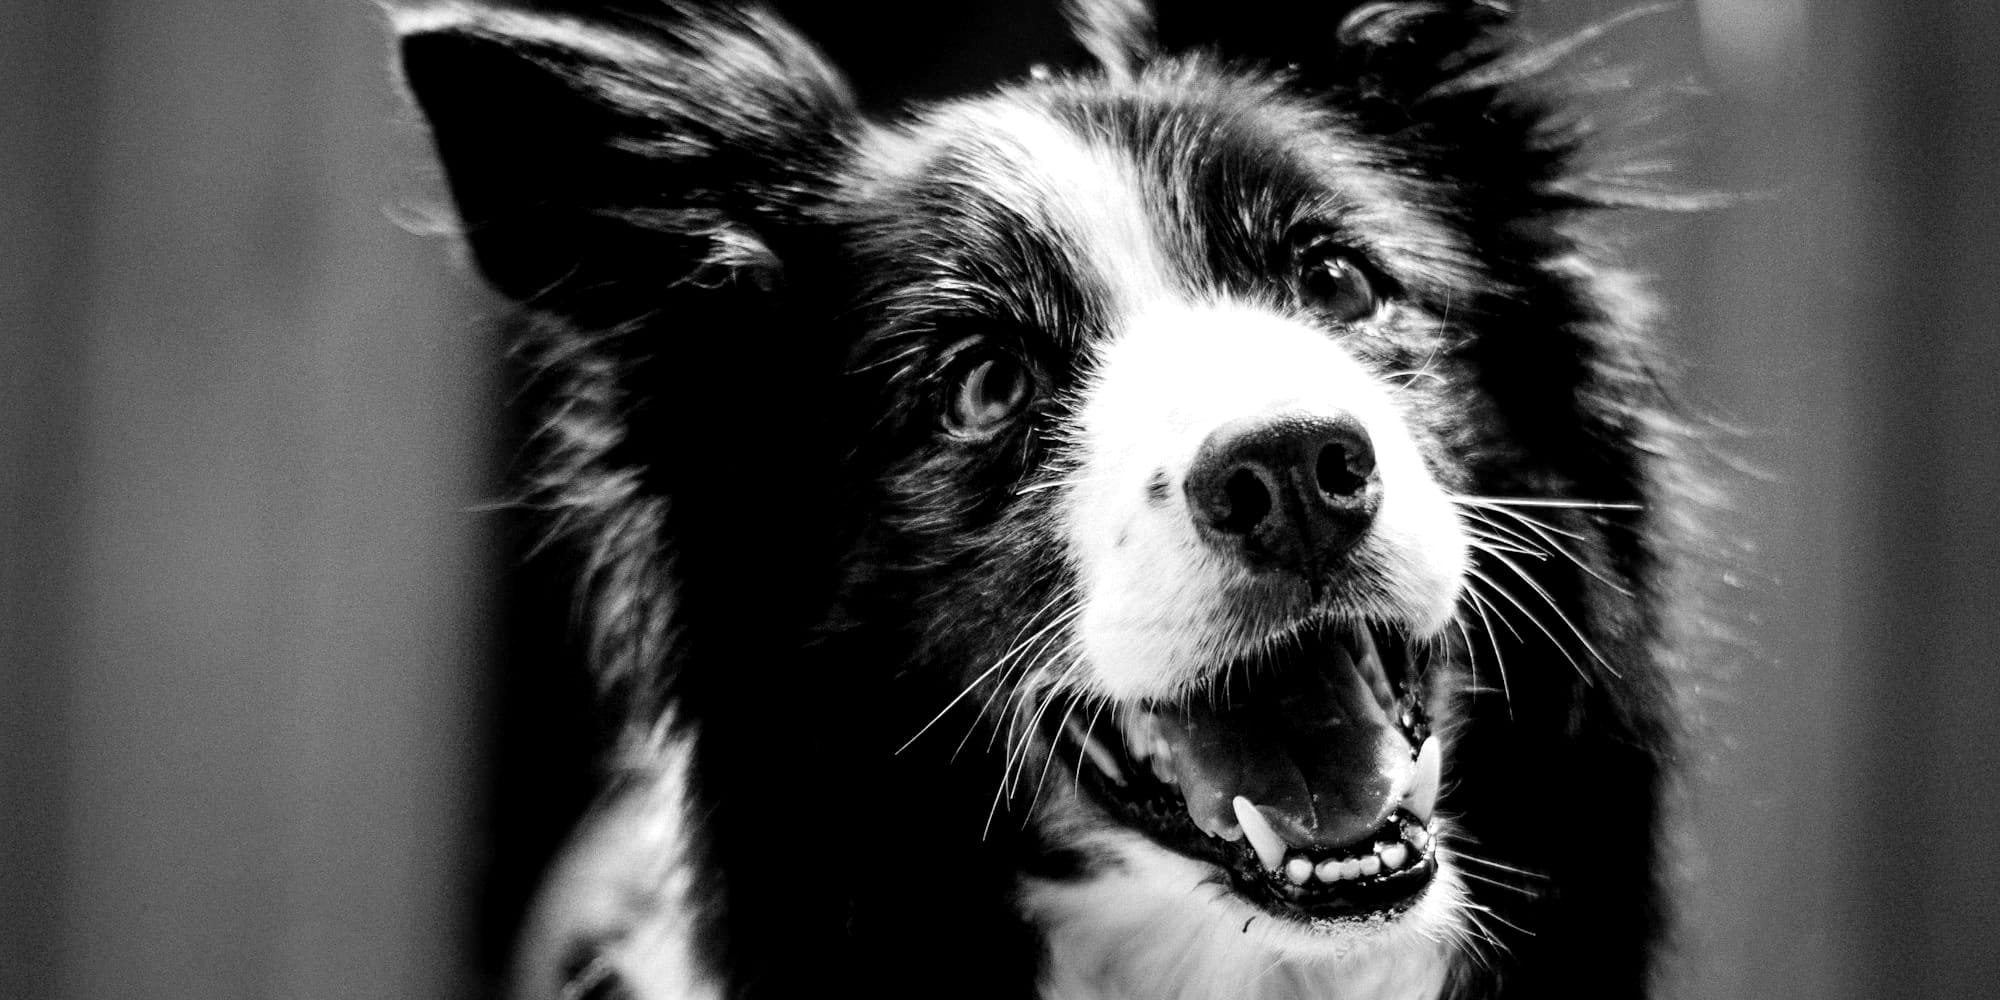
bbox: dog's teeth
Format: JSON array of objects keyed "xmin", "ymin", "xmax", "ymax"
[
  {"xmin": 1358, "ymin": 855, "xmax": 1382, "ymax": 877},
  {"xmin": 1326, "ymin": 858, "xmax": 1366, "ymax": 882},
  {"xmin": 1232, "ymin": 797, "xmax": 1288, "ymax": 872},
  {"xmin": 1285, "ymin": 857, "xmax": 1314, "ymax": 885},
  {"xmin": 1064, "ymin": 717, "xmax": 1125, "ymax": 785},
  {"xmin": 1380, "ymin": 842, "xmax": 1411, "ymax": 870},
  {"xmin": 1402, "ymin": 736, "xmax": 1441, "ymax": 823},
  {"xmin": 1121, "ymin": 713, "xmax": 1159, "ymax": 764},
  {"xmin": 1412, "ymin": 826, "xmax": 1432, "ymax": 851}
]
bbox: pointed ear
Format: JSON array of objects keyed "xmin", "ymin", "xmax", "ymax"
[
  {"xmin": 1069, "ymin": 0, "xmax": 1515, "ymax": 103},
  {"xmin": 394, "ymin": 2, "xmax": 856, "ymax": 321}
]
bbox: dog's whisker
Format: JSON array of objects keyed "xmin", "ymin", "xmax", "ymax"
[
  {"xmin": 1455, "ymin": 499, "xmax": 1591, "ymax": 542},
  {"xmin": 989, "ymin": 637, "xmax": 1083, "ymax": 816},
  {"xmin": 906, "ymin": 593, "xmax": 1080, "ymax": 756},
  {"xmin": 1455, "ymin": 905, "xmax": 1518, "ymax": 967},
  {"xmin": 1021, "ymin": 693, "xmax": 1090, "ymax": 823},
  {"xmin": 1452, "ymin": 867, "xmax": 1541, "ymax": 897},
  {"xmin": 1465, "ymin": 566, "xmax": 1592, "ymax": 682},
  {"xmin": 1457, "ymin": 896, "xmax": 1534, "ymax": 941},
  {"xmin": 986, "ymin": 686, "xmax": 1064, "ymax": 841},
  {"xmin": 1071, "ymin": 697, "xmax": 1114, "ymax": 793},
  {"xmin": 984, "ymin": 616, "xmax": 1082, "ymax": 742},
  {"xmin": 1466, "ymin": 532, "xmax": 1551, "ymax": 561},
  {"xmin": 1460, "ymin": 512, "xmax": 1556, "ymax": 559},
  {"xmin": 900, "ymin": 658, "xmax": 1014, "ymax": 755},
  {"xmin": 1447, "ymin": 614, "xmax": 1488, "ymax": 700},
  {"xmin": 1014, "ymin": 476, "xmax": 1087, "ymax": 496},
  {"xmin": 1457, "ymin": 585, "xmax": 1517, "ymax": 710},
  {"xmin": 1447, "ymin": 493, "xmax": 1644, "ymax": 513},
  {"xmin": 1469, "ymin": 503, "xmax": 1640, "ymax": 599},
  {"xmin": 1386, "ymin": 368, "xmax": 1447, "ymax": 386},
  {"xmin": 1452, "ymin": 851, "xmax": 1551, "ymax": 881},
  {"xmin": 1483, "ymin": 550, "xmax": 1622, "ymax": 678}
]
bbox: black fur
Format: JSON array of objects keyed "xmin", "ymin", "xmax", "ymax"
[{"xmin": 398, "ymin": 2, "xmax": 1685, "ymax": 997}]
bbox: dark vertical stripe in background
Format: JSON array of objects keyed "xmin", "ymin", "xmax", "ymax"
[
  {"xmin": 1, "ymin": 4, "xmax": 98, "ymax": 999},
  {"xmin": 2, "ymin": 1, "xmax": 497, "ymax": 997},
  {"xmin": 2, "ymin": 1, "xmax": 1997, "ymax": 998}
]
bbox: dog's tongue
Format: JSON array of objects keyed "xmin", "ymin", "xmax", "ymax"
[{"xmin": 1153, "ymin": 643, "xmax": 1413, "ymax": 849}]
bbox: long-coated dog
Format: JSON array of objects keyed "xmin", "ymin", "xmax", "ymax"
[{"xmin": 396, "ymin": 2, "xmax": 1688, "ymax": 997}]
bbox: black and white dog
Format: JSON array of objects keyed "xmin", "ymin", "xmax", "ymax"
[{"xmin": 397, "ymin": 2, "xmax": 1686, "ymax": 997}]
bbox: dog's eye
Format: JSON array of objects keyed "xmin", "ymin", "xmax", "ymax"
[
  {"xmin": 944, "ymin": 353, "xmax": 1035, "ymax": 437},
  {"xmin": 1298, "ymin": 247, "xmax": 1381, "ymax": 323}
]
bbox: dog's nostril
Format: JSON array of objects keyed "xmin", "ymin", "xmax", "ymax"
[
  {"xmin": 1219, "ymin": 468, "xmax": 1272, "ymax": 534},
  {"xmin": 1315, "ymin": 435, "xmax": 1375, "ymax": 499}
]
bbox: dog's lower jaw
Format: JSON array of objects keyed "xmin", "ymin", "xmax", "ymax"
[{"xmin": 1021, "ymin": 827, "xmax": 1457, "ymax": 1000}]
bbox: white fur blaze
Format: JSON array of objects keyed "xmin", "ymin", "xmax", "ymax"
[
  {"xmin": 507, "ymin": 718, "xmax": 718, "ymax": 1000},
  {"xmin": 1062, "ymin": 302, "xmax": 1467, "ymax": 703}
]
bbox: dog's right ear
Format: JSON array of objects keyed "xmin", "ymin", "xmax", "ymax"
[{"xmin": 394, "ymin": 2, "xmax": 856, "ymax": 323}]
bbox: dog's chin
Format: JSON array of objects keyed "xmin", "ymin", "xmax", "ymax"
[
  {"xmin": 1022, "ymin": 781, "xmax": 1463, "ymax": 1000},
  {"xmin": 1027, "ymin": 808, "xmax": 1462, "ymax": 962},
  {"xmin": 1028, "ymin": 618, "xmax": 1452, "ymax": 953}
]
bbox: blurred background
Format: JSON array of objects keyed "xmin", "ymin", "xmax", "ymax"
[{"xmin": 3, "ymin": 0, "xmax": 1996, "ymax": 997}]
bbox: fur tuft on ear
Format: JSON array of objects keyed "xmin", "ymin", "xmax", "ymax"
[
  {"xmin": 1067, "ymin": 0, "xmax": 1515, "ymax": 105},
  {"xmin": 394, "ymin": 1, "xmax": 856, "ymax": 323}
]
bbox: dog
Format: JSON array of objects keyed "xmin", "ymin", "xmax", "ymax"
[{"xmin": 396, "ymin": 2, "xmax": 1688, "ymax": 997}]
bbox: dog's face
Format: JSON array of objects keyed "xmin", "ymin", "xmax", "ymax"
[
  {"xmin": 836, "ymin": 81, "xmax": 1478, "ymax": 955},
  {"xmin": 401, "ymin": 2, "xmax": 1668, "ymax": 995}
]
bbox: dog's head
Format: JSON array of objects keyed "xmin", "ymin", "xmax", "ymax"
[{"xmin": 401, "ymin": 1, "xmax": 1667, "ymax": 994}]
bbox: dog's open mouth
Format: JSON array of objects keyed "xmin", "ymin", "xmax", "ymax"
[{"xmin": 1051, "ymin": 622, "xmax": 1440, "ymax": 922}]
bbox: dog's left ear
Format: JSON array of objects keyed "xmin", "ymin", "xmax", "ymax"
[
  {"xmin": 1071, "ymin": 0, "xmax": 1515, "ymax": 105},
  {"xmin": 393, "ymin": 2, "xmax": 857, "ymax": 326}
]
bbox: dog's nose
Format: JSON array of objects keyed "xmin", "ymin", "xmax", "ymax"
[{"xmin": 1184, "ymin": 412, "xmax": 1380, "ymax": 573}]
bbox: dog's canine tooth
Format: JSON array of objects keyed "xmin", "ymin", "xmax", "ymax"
[
  {"xmin": 1403, "ymin": 736, "xmax": 1442, "ymax": 823},
  {"xmin": 1232, "ymin": 796, "xmax": 1288, "ymax": 872}
]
